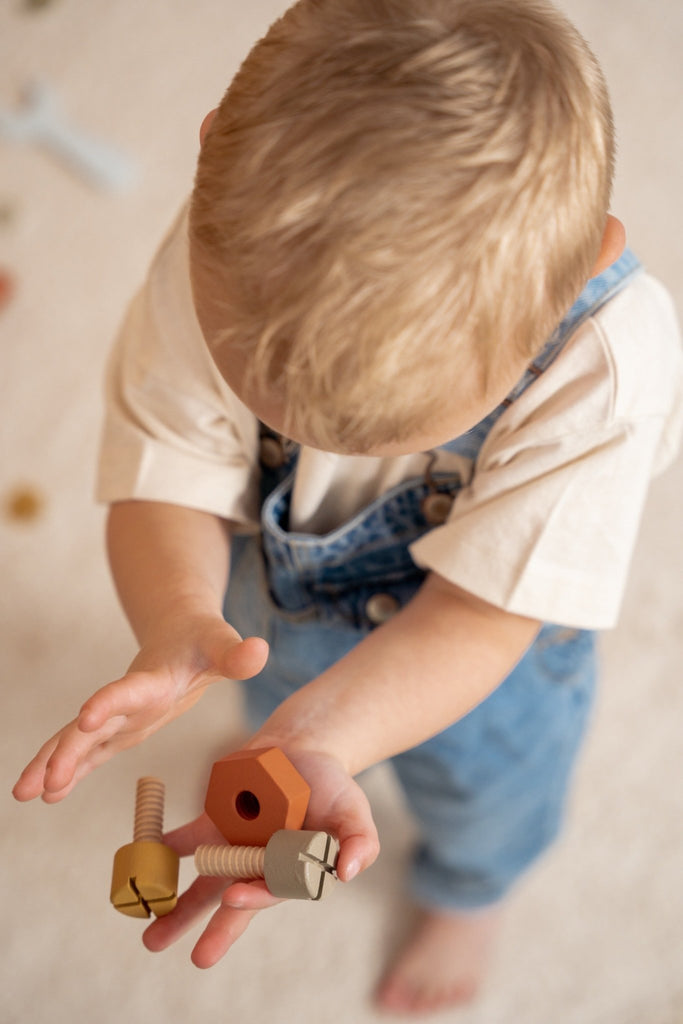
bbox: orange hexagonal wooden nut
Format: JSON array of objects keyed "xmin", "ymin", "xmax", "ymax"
[{"xmin": 204, "ymin": 747, "xmax": 311, "ymax": 846}]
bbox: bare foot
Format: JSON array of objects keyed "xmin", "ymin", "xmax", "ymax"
[{"xmin": 375, "ymin": 905, "xmax": 501, "ymax": 1015}]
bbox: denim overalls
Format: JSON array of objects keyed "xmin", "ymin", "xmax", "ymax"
[{"xmin": 225, "ymin": 250, "xmax": 642, "ymax": 910}]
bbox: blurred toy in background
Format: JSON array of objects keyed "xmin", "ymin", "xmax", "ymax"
[
  {"xmin": 0, "ymin": 80, "xmax": 137, "ymax": 192},
  {"xmin": 3, "ymin": 484, "xmax": 46, "ymax": 524},
  {"xmin": 0, "ymin": 201, "xmax": 18, "ymax": 227},
  {"xmin": 23, "ymin": 0, "xmax": 61, "ymax": 10},
  {"xmin": 0, "ymin": 267, "xmax": 15, "ymax": 311}
]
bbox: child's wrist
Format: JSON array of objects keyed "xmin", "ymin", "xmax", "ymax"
[
  {"xmin": 136, "ymin": 597, "xmax": 226, "ymax": 647},
  {"xmin": 243, "ymin": 726, "xmax": 357, "ymax": 777}
]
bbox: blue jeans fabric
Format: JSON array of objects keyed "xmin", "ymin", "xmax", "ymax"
[{"xmin": 224, "ymin": 251, "xmax": 640, "ymax": 910}]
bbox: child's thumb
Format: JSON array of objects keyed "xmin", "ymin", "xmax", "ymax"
[{"xmin": 217, "ymin": 633, "xmax": 269, "ymax": 680}]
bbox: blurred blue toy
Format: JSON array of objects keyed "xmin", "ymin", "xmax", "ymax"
[{"xmin": 0, "ymin": 80, "xmax": 137, "ymax": 192}]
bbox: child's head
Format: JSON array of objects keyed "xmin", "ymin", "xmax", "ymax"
[{"xmin": 189, "ymin": 0, "xmax": 616, "ymax": 454}]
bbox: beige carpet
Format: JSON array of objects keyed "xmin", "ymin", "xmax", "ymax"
[{"xmin": 2, "ymin": 2, "xmax": 682, "ymax": 1022}]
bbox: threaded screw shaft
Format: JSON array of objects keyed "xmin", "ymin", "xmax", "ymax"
[
  {"xmin": 195, "ymin": 844, "xmax": 266, "ymax": 879},
  {"xmin": 133, "ymin": 777, "xmax": 166, "ymax": 843}
]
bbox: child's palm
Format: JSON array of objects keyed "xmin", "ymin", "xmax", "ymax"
[
  {"xmin": 143, "ymin": 749, "xmax": 380, "ymax": 967},
  {"xmin": 12, "ymin": 617, "xmax": 268, "ymax": 803}
]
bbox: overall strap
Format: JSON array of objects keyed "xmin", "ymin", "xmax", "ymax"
[{"xmin": 440, "ymin": 248, "xmax": 643, "ymax": 460}]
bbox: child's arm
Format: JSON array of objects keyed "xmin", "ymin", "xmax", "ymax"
[
  {"xmin": 250, "ymin": 572, "xmax": 541, "ymax": 775},
  {"xmin": 12, "ymin": 500, "xmax": 269, "ymax": 803},
  {"xmin": 142, "ymin": 577, "xmax": 540, "ymax": 966}
]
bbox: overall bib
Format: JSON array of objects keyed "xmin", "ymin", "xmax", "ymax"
[{"xmin": 225, "ymin": 250, "xmax": 642, "ymax": 910}]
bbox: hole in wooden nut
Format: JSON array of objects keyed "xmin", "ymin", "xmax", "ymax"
[{"xmin": 235, "ymin": 790, "xmax": 261, "ymax": 821}]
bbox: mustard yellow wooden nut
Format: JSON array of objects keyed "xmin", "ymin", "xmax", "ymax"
[{"xmin": 110, "ymin": 777, "xmax": 179, "ymax": 918}]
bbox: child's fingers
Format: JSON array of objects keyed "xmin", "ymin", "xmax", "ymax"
[
  {"xmin": 14, "ymin": 683, "xmax": 141, "ymax": 801},
  {"xmin": 43, "ymin": 714, "xmax": 126, "ymax": 793},
  {"xmin": 336, "ymin": 832, "xmax": 380, "ymax": 882},
  {"xmin": 302, "ymin": 760, "xmax": 381, "ymax": 876},
  {"xmin": 162, "ymin": 813, "xmax": 224, "ymax": 857},
  {"xmin": 12, "ymin": 732, "xmax": 61, "ymax": 801},
  {"xmin": 330, "ymin": 801, "xmax": 381, "ymax": 880},
  {"xmin": 143, "ymin": 875, "xmax": 226, "ymax": 952},
  {"xmin": 77, "ymin": 672, "xmax": 171, "ymax": 732},
  {"xmin": 77, "ymin": 637, "xmax": 266, "ymax": 733},
  {"xmin": 332, "ymin": 808, "xmax": 381, "ymax": 869},
  {"xmin": 40, "ymin": 737, "xmax": 125, "ymax": 803},
  {"xmin": 12, "ymin": 719, "xmax": 114, "ymax": 801},
  {"xmin": 13, "ymin": 724, "xmax": 104, "ymax": 803},
  {"xmin": 143, "ymin": 879, "xmax": 275, "ymax": 966},
  {"xmin": 39, "ymin": 769, "xmax": 86, "ymax": 804},
  {"xmin": 190, "ymin": 902, "xmax": 261, "ymax": 969},
  {"xmin": 219, "ymin": 880, "xmax": 283, "ymax": 911}
]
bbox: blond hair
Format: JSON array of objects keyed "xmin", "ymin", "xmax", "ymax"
[{"xmin": 190, "ymin": 0, "xmax": 614, "ymax": 452}]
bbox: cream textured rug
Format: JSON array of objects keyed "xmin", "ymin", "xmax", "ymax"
[{"xmin": 2, "ymin": 2, "xmax": 682, "ymax": 1022}]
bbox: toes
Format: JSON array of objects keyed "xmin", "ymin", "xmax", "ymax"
[{"xmin": 376, "ymin": 975, "xmax": 478, "ymax": 1015}]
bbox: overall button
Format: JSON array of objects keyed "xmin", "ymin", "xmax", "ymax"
[
  {"xmin": 259, "ymin": 435, "xmax": 287, "ymax": 469},
  {"xmin": 421, "ymin": 492, "xmax": 454, "ymax": 525},
  {"xmin": 365, "ymin": 593, "xmax": 401, "ymax": 625}
]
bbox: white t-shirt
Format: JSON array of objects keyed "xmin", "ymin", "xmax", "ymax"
[{"xmin": 97, "ymin": 206, "xmax": 683, "ymax": 630}]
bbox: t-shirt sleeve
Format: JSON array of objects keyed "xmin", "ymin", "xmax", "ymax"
[
  {"xmin": 96, "ymin": 206, "xmax": 260, "ymax": 527},
  {"xmin": 410, "ymin": 277, "xmax": 683, "ymax": 629}
]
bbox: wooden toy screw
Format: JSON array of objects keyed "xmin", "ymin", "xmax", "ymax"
[
  {"xmin": 110, "ymin": 777, "xmax": 179, "ymax": 919},
  {"xmin": 195, "ymin": 829, "xmax": 340, "ymax": 901},
  {"xmin": 133, "ymin": 776, "xmax": 165, "ymax": 841}
]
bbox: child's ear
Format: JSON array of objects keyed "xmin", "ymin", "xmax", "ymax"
[
  {"xmin": 199, "ymin": 109, "xmax": 218, "ymax": 146},
  {"xmin": 591, "ymin": 215, "xmax": 626, "ymax": 277}
]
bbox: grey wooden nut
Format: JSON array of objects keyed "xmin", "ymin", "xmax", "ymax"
[{"xmin": 195, "ymin": 829, "xmax": 340, "ymax": 901}]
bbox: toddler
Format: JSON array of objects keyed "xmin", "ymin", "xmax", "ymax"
[{"xmin": 14, "ymin": 0, "xmax": 682, "ymax": 1013}]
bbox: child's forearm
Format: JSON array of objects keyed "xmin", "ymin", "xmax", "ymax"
[
  {"xmin": 107, "ymin": 502, "xmax": 538, "ymax": 777},
  {"xmin": 250, "ymin": 573, "xmax": 541, "ymax": 776},
  {"xmin": 12, "ymin": 500, "xmax": 267, "ymax": 803},
  {"xmin": 106, "ymin": 500, "xmax": 231, "ymax": 642}
]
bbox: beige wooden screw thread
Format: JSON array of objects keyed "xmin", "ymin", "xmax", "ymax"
[
  {"xmin": 133, "ymin": 777, "xmax": 166, "ymax": 843},
  {"xmin": 195, "ymin": 844, "xmax": 266, "ymax": 879}
]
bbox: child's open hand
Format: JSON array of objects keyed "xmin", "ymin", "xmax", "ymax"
[
  {"xmin": 12, "ymin": 614, "xmax": 268, "ymax": 803},
  {"xmin": 142, "ymin": 749, "xmax": 380, "ymax": 967}
]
